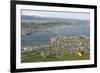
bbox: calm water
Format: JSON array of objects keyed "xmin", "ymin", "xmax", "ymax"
[{"xmin": 21, "ymin": 24, "xmax": 90, "ymax": 46}]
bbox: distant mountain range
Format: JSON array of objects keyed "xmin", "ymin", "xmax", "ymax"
[{"xmin": 21, "ymin": 15, "xmax": 89, "ymax": 22}]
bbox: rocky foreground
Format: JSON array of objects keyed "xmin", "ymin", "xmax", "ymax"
[{"xmin": 21, "ymin": 35, "xmax": 90, "ymax": 62}]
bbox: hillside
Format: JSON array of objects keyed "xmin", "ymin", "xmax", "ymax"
[{"xmin": 21, "ymin": 35, "xmax": 90, "ymax": 63}]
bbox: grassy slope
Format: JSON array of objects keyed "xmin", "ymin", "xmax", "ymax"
[{"xmin": 21, "ymin": 52, "xmax": 90, "ymax": 63}]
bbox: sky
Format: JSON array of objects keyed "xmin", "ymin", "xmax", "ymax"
[{"xmin": 22, "ymin": 10, "xmax": 90, "ymax": 20}]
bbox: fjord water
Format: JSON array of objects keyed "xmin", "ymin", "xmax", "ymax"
[{"xmin": 21, "ymin": 23, "xmax": 90, "ymax": 47}]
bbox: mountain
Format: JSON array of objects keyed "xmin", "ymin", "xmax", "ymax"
[{"xmin": 21, "ymin": 15, "xmax": 89, "ymax": 23}]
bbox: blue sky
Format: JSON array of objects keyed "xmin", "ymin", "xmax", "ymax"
[{"xmin": 22, "ymin": 10, "xmax": 90, "ymax": 20}]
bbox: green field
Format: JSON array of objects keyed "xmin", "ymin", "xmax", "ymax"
[{"xmin": 21, "ymin": 51, "xmax": 90, "ymax": 63}]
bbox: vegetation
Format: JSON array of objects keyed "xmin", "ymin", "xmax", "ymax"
[{"xmin": 21, "ymin": 35, "xmax": 90, "ymax": 63}]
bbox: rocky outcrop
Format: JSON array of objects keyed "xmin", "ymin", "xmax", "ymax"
[{"xmin": 22, "ymin": 35, "xmax": 90, "ymax": 59}]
